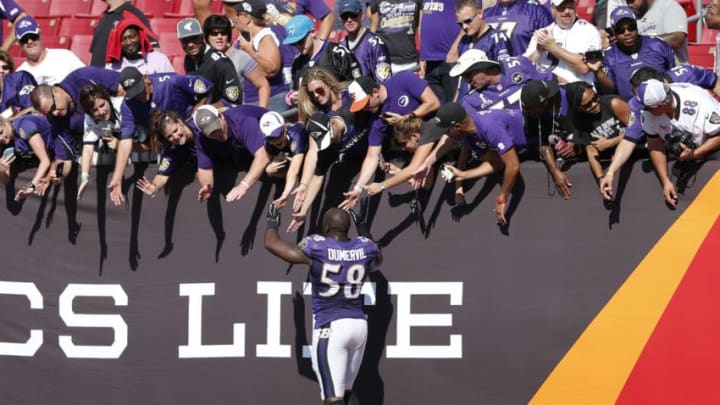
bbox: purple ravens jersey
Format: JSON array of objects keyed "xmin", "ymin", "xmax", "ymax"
[
  {"xmin": 368, "ymin": 71, "xmax": 428, "ymax": 145},
  {"xmin": 0, "ymin": 71, "xmax": 35, "ymax": 114},
  {"xmin": 484, "ymin": 0, "xmax": 553, "ymax": 58},
  {"xmin": 604, "ymin": 36, "xmax": 675, "ymax": 101},
  {"xmin": 301, "ymin": 234, "xmax": 379, "ymax": 327},
  {"xmin": 419, "ymin": 0, "xmax": 461, "ymax": 61},
  {"xmin": 265, "ymin": 122, "xmax": 308, "ymax": 157},
  {"xmin": 158, "ymin": 142, "xmax": 196, "ymax": 177},
  {"xmin": 121, "ymin": 73, "xmax": 212, "ymax": 140},
  {"xmin": 57, "ymin": 67, "xmax": 120, "ymax": 102},
  {"xmin": 457, "ymin": 28, "xmax": 513, "ymax": 102},
  {"xmin": 463, "ymin": 108, "xmax": 526, "ymax": 156},
  {"xmin": 625, "ymin": 64, "xmax": 717, "ymax": 143},
  {"xmin": 460, "ymin": 56, "xmax": 553, "ymax": 112},
  {"xmin": 49, "ymin": 111, "xmax": 84, "ymax": 161},
  {"xmin": 195, "ymin": 105, "xmax": 267, "ymax": 170},
  {"xmin": 11, "ymin": 114, "xmax": 52, "ymax": 157},
  {"xmin": 341, "ymin": 30, "xmax": 392, "ymax": 83}
]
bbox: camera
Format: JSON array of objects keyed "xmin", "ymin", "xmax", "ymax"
[
  {"xmin": 665, "ymin": 128, "xmax": 696, "ymax": 159},
  {"xmin": 585, "ymin": 50, "xmax": 604, "ymax": 62},
  {"xmin": 605, "ymin": 26, "xmax": 615, "ymax": 37}
]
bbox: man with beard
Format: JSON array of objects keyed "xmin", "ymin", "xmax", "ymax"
[
  {"xmin": 589, "ymin": 6, "xmax": 674, "ymax": 101},
  {"xmin": 524, "ymin": 0, "xmax": 601, "ymax": 84},
  {"xmin": 105, "ymin": 16, "xmax": 174, "ymax": 74},
  {"xmin": 628, "ymin": 0, "xmax": 688, "ymax": 62},
  {"xmin": 15, "ymin": 16, "xmax": 85, "ymax": 85}
]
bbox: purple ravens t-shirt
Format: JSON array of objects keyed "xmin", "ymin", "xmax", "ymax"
[
  {"xmin": 341, "ymin": 30, "xmax": 392, "ymax": 83},
  {"xmin": 604, "ymin": 37, "xmax": 675, "ymax": 101},
  {"xmin": 624, "ymin": 64, "xmax": 718, "ymax": 143},
  {"xmin": 484, "ymin": 0, "xmax": 553, "ymax": 58},
  {"xmin": 457, "ymin": 28, "xmax": 512, "ymax": 102},
  {"xmin": 419, "ymin": 0, "xmax": 461, "ymax": 61},
  {"xmin": 58, "ymin": 67, "xmax": 120, "ymax": 103},
  {"xmin": 0, "ymin": 71, "xmax": 36, "ymax": 114},
  {"xmin": 464, "ymin": 108, "xmax": 526, "ymax": 155},
  {"xmin": 49, "ymin": 111, "xmax": 84, "ymax": 161},
  {"xmin": 195, "ymin": 105, "xmax": 267, "ymax": 170},
  {"xmin": 121, "ymin": 73, "xmax": 212, "ymax": 140},
  {"xmin": 368, "ymin": 71, "xmax": 428, "ymax": 146},
  {"xmin": 11, "ymin": 114, "xmax": 52, "ymax": 157},
  {"xmin": 301, "ymin": 234, "xmax": 379, "ymax": 327},
  {"xmin": 264, "ymin": 122, "xmax": 308, "ymax": 156},
  {"xmin": 460, "ymin": 56, "xmax": 553, "ymax": 112}
]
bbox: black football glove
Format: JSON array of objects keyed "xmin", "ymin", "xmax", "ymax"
[{"xmin": 266, "ymin": 203, "xmax": 281, "ymax": 229}]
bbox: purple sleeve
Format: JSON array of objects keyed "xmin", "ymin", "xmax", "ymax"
[
  {"xmin": 295, "ymin": 0, "xmax": 331, "ymax": 19},
  {"xmin": 623, "ymin": 109, "xmax": 644, "ymax": 143},
  {"xmin": 237, "ymin": 118, "xmax": 265, "ymax": 155},
  {"xmin": 368, "ymin": 118, "xmax": 387, "ymax": 146},
  {"xmin": 177, "ymin": 74, "xmax": 212, "ymax": 99},
  {"xmin": 289, "ymin": 124, "xmax": 308, "ymax": 155},
  {"xmin": 120, "ymin": 102, "xmax": 136, "ymax": 139},
  {"xmin": 668, "ymin": 64, "xmax": 717, "ymax": 89},
  {"xmin": 0, "ymin": 0, "xmax": 23, "ymax": 21}
]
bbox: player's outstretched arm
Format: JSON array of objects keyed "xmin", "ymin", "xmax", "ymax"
[{"xmin": 264, "ymin": 204, "xmax": 312, "ymax": 265}]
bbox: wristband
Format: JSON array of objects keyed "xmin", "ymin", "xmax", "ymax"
[
  {"xmin": 81, "ymin": 172, "xmax": 90, "ymax": 183},
  {"xmin": 240, "ymin": 180, "xmax": 251, "ymax": 189},
  {"xmin": 25, "ymin": 181, "xmax": 36, "ymax": 191},
  {"xmin": 353, "ymin": 183, "xmax": 363, "ymax": 193},
  {"xmin": 604, "ymin": 170, "xmax": 614, "ymax": 179},
  {"xmin": 380, "ymin": 182, "xmax": 385, "ymax": 191},
  {"xmin": 496, "ymin": 196, "xmax": 507, "ymax": 204}
]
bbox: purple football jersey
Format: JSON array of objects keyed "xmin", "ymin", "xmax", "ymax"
[
  {"xmin": 195, "ymin": 105, "xmax": 268, "ymax": 170},
  {"xmin": 604, "ymin": 36, "xmax": 675, "ymax": 101},
  {"xmin": 301, "ymin": 234, "xmax": 379, "ymax": 327},
  {"xmin": 460, "ymin": 56, "xmax": 553, "ymax": 112},
  {"xmin": 342, "ymin": 30, "xmax": 392, "ymax": 83},
  {"xmin": 264, "ymin": 122, "xmax": 308, "ymax": 156},
  {"xmin": 463, "ymin": 108, "xmax": 526, "ymax": 155},
  {"xmin": 0, "ymin": 71, "xmax": 36, "ymax": 114},
  {"xmin": 11, "ymin": 114, "xmax": 52, "ymax": 156},
  {"xmin": 121, "ymin": 73, "xmax": 212, "ymax": 139},
  {"xmin": 457, "ymin": 28, "xmax": 512, "ymax": 100},
  {"xmin": 58, "ymin": 67, "xmax": 120, "ymax": 103},
  {"xmin": 484, "ymin": 0, "xmax": 553, "ymax": 58}
]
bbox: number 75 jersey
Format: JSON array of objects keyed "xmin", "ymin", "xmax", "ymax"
[
  {"xmin": 301, "ymin": 235, "xmax": 380, "ymax": 327},
  {"xmin": 639, "ymin": 82, "xmax": 720, "ymax": 146}
]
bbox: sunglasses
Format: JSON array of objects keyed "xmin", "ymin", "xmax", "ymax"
[
  {"xmin": 46, "ymin": 89, "xmax": 57, "ymax": 117},
  {"xmin": 308, "ymin": 85, "xmax": 326, "ymax": 97},
  {"xmin": 614, "ymin": 22, "xmax": 637, "ymax": 34},
  {"xmin": 0, "ymin": 64, "xmax": 10, "ymax": 71},
  {"xmin": 19, "ymin": 33, "xmax": 39, "ymax": 45},
  {"xmin": 340, "ymin": 12, "xmax": 360, "ymax": 21},
  {"xmin": 580, "ymin": 93, "xmax": 599, "ymax": 109},
  {"xmin": 208, "ymin": 30, "xmax": 227, "ymax": 37},
  {"xmin": 456, "ymin": 16, "xmax": 475, "ymax": 27},
  {"xmin": 181, "ymin": 35, "xmax": 204, "ymax": 45}
]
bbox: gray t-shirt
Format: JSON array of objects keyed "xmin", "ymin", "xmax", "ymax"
[{"xmin": 228, "ymin": 48, "xmax": 259, "ymax": 82}]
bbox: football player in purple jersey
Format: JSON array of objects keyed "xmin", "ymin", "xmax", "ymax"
[
  {"xmin": 193, "ymin": 104, "xmax": 272, "ymax": 202},
  {"xmin": 0, "ymin": 114, "xmax": 53, "ymax": 201},
  {"xmin": 339, "ymin": 0, "xmax": 392, "ymax": 84},
  {"xmin": 265, "ymin": 205, "xmax": 382, "ymax": 405},
  {"xmin": 449, "ymin": 48, "xmax": 554, "ymax": 112},
  {"xmin": 483, "ymin": 0, "xmax": 553, "ymax": 58}
]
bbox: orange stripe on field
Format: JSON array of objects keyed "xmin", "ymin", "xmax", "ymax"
[
  {"xmin": 530, "ymin": 170, "xmax": 720, "ymax": 405},
  {"xmin": 617, "ymin": 216, "xmax": 720, "ymax": 404}
]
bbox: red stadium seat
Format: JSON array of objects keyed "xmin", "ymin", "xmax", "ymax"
[
  {"xmin": 13, "ymin": 56, "xmax": 26, "ymax": 68},
  {"xmin": 7, "ymin": 44, "xmax": 22, "ymax": 58},
  {"xmin": 19, "ymin": 0, "xmax": 51, "ymax": 18},
  {"xmin": 135, "ymin": 0, "xmax": 177, "ymax": 18},
  {"xmin": 575, "ymin": 0, "xmax": 595, "ymax": 23},
  {"xmin": 48, "ymin": 0, "xmax": 92, "ymax": 17},
  {"xmin": 87, "ymin": 0, "xmax": 108, "ymax": 15},
  {"xmin": 33, "ymin": 16, "xmax": 61, "ymax": 37},
  {"xmin": 43, "ymin": 34, "xmax": 71, "ymax": 49},
  {"xmin": 69, "ymin": 35, "xmax": 93, "ymax": 64},
  {"xmin": 58, "ymin": 17, "xmax": 98, "ymax": 37},
  {"xmin": 150, "ymin": 17, "xmax": 181, "ymax": 36},
  {"xmin": 688, "ymin": 43, "xmax": 715, "ymax": 69},
  {"xmin": 165, "ymin": 0, "xmax": 194, "ymax": 17},
  {"xmin": 158, "ymin": 32, "xmax": 185, "ymax": 58}
]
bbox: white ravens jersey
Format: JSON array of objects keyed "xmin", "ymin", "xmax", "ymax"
[{"xmin": 640, "ymin": 82, "xmax": 720, "ymax": 146}]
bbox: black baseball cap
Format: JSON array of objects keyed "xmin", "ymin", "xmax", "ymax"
[
  {"xmin": 120, "ymin": 66, "xmax": 145, "ymax": 100},
  {"xmin": 432, "ymin": 102, "xmax": 467, "ymax": 130},
  {"xmin": 520, "ymin": 80, "xmax": 559, "ymax": 110}
]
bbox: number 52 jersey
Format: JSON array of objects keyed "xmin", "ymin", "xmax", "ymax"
[{"xmin": 301, "ymin": 235, "xmax": 380, "ymax": 328}]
